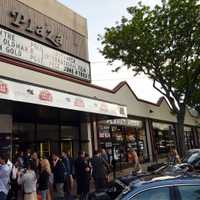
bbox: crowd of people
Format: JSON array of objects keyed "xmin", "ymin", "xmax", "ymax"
[
  {"xmin": 0, "ymin": 148, "xmax": 112, "ymax": 200},
  {"xmin": 0, "ymin": 147, "xmax": 181, "ymax": 200}
]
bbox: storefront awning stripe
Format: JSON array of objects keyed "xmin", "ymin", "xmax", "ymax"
[{"xmin": 0, "ymin": 78, "xmax": 127, "ymax": 118}]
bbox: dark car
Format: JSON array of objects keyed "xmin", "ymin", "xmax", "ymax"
[
  {"xmin": 88, "ymin": 173, "xmax": 148, "ymax": 200},
  {"xmin": 88, "ymin": 150, "xmax": 200, "ymax": 200},
  {"xmin": 182, "ymin": 149, "xmax": 200, "ymax": 170},
  {"xmin": 116, "ymin": 175, "xmax": 200, "ymax": 200},
  {"xmin": 148, "ymin": 149, "xmax": 200, "ymax": 174}
]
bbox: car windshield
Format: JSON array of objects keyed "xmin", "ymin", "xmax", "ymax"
[{"xmin": 183, "ymin": 152, "xmax": 200, "ymax": 164}]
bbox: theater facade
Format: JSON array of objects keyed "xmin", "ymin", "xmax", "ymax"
[{"xmin": 0, "ymin": 0, "xmax": 199, "ymax": 164}]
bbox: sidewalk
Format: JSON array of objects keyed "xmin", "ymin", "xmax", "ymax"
[
  {"xmin": 113, "ymin": 161, "xmax": 155, "ymax": 178},
  {"xmin": 69, "ymin": 161, "xmax": 164, "ymax": 198}
]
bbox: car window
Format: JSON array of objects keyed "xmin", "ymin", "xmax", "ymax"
[
  {"xmin": 186, "ymin": 153, "xmax": 200, "ymax": 164},
  {"xmin": 130, "ymin": 187, "xmax": 171, "ymax": 200},
  {"xmin": 178, "ymin": 185, "xmax": 200, "ymax": 200}
]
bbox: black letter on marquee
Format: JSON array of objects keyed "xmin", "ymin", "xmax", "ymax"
[
  {"xmin": 26, "ymin": 19, "xmax": 34, "ymax": 33},
  {"xmin": 35, "ymin": 26, "xmax": 44, "ymax": 37},
  {"xmin": 10, "ymin": 11, "xmax": 25, "ymax": 27},
  {"xmin": 54, "ymin": 35, "xmax": 63, "ymax": 47}
]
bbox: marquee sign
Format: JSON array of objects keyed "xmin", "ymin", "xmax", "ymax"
[
  {"xmin": 0, "ymin": 0, "xmax": 88, "ymax": 61},
  {"xmin": 10, "ymin": 10, "xmax": 63, "ymax": 47},
  {"xmin": 0, "ymin": 28, "xmax": 91, "ymax": 81},
  {"xmin": 0, "ymin": 78, "xmax": 127, "ymax": 118}
]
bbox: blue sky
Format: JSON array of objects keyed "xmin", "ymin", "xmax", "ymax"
[{"xmin": 58, "ymin": 0, "xmax": 162, "ymax": 102}]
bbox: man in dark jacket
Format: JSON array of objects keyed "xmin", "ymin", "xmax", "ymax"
[
  {"xmin": 75, "ymin": 151, "xmax": 91, "ymax": 200},
  {"xmin": 52, "ymin": 153, "xmax": 65, "ymax": 200},
  {"xmin": 91, "ymin": 150, "xmax": 108, "ymax": 191}
]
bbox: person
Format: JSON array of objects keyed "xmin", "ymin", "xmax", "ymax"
[
  {"xmin": 61, "ymin": 151, "xmax": 71, "ymax": 195},
  {"xmin": 66, "ymin": 151, "xmax": 75, "ymax": 194},
  {"xmin": 0, "ymin": 154, "xmax": 10, "ymax": 200},
  {"xmin": 52, "ymin": 153, "xmax": 65, "ymax": 200},
  {"xmin": 6, "ymin": 156, "xmax": 13, "ymax": 200},
  {"xmin": 100, "ymin": 149, "xmax": 111, "ymax": 182},
  {"xmin": 31, "ymin": 152, "xmax": 40, "ymax": 174},
  {"xmin": 38, "ymin": 159, "xmax": 51, "ymax": 200},
  {"xmin": 23, "ymin": 149, "xmax": 32, "ymax": 169},
  {"xmin": 91, "ymin": 150, "xmax": 108, "ymax": 191},
  {"xmin": 17, "ymin": 151, "xmax": 24, "ymax": 168},
  {"xmin": 101, "ymin": 149, "xmax": 109, "ymax": 163},
  {"xmin": 129, "ymin": 149, "xmax": 142, "ymax": 174},
  {"xmin": 74, "ymin": 151, "xmax": 91, "ymax": 200},
  {"xmin": 19, "ymin": 161, "xmax": 37, "ymax": 200},
  {"xmin": 9, "ymin": 159, "xmax": 21, "ymax": 200},
  {"xmin": 168, "ymin": 147, "xmax": 181, "ymax": 165}
]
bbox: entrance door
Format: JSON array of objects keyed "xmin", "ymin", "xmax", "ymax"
[
  {"xmin": 39, "ymin": 141, "xmax": 51, "ymax": 159},
  {"xmin": 61, "ymin": 140, "xmax": 73, "ymax": 156}
]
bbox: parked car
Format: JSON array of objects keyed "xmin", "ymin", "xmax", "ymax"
[
  {"xmin": 116, "ymin": 174, "xmax": 200, "ymax": 200},
  {"xmin": 88, "ymin": 173, "xmax": 148, "ymax": 200},
  {"xmin": 88, "ymin": 150, "xmax": 200, "ymax": 200},
  {"xmin": 182, "ymin": 149, "xmax": 200, "ymax": 170},
  {"xmin": 148, "ymin": 149, "xmax": 200, "ymax": 174}
]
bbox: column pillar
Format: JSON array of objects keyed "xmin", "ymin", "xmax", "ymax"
[{"xmin": 144, "ymin": 119, "xmax": 153, "ymax": 162}]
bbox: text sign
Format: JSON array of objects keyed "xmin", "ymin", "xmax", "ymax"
[
  {"xmin": 0, "ymin": 28, "xmax": 91, "ymax": 81},
  {"xmin": 10, "ymin": 10, "xmax": 63, "ymax": 47},
  {"xmin": 0, "ymin": 78, "xmax": 127, "ymax": 118}
]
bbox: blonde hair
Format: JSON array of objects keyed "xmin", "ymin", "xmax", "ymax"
[{"xmin": 40, "ymin": 159, "xmax": 51, "ymax": 175}]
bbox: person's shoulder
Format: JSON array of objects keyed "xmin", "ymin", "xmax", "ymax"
[{"xmin": 2, "ymin": 164, "xmax": 10, "ymax": 173}]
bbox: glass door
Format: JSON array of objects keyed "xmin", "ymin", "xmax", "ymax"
[
  {"xmin": 61, "ymin": 140, "xmax": 73, "ymax": 156},
  {"xmin": 39, "ymin": 142, "xmax": 51, "ymax": 159}
]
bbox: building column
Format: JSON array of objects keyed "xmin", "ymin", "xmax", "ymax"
[
  {"xmin": 80, "ymin": 121, "xmax": 93, "ymax": 157},
  {"xmin": 92, "ymin": 120, "xmax": 98, "ymax": 151},
  {"xmin": 144, "ymin": 119, "xmax": 153, "ymax": 162}
]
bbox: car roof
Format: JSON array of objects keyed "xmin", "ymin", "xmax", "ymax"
[
  {"xmin": 187, "ymin": 149, "xmax": 200, "ymax": 153},
  {"xmin": 122, "ymin": 175, "xmax": 200, "ymax": 199}
]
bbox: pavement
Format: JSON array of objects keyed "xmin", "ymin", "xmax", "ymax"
[{"xmin": 72, "ymin": 160, "xmax": 164, "ymax": 196}]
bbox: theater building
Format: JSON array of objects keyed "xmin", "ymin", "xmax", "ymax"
[
  {"xmin": 0, "ymin": 0, "xmax": 199, "ymax": 163},
  {"xmin": 0, "ymin": 0, "xmax": 127, "ymax": 158}
]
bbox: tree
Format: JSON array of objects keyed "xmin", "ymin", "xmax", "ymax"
[{"xmin": 99, "ymin": 0, "xmax": 200, "ymax": 156}]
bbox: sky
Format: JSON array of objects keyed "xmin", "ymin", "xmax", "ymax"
[{"xmin": 58, "ymin": 0, "xmax": 162, "ymax": 103}]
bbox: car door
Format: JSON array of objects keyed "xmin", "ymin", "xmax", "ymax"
[
  {"xmin": 128, "ymin": 186, "xmax": 174, "ymax": 200},
  {"xmin": 176, "ymin": 185, "xmax": 200, "ymax": 200}
]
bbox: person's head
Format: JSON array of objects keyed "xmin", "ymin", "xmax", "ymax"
[
  {"xmin": 52, "ymin": 153, "xmax": 59, "ymax": 161},
  {"xmin": 67, "ymin": 150, "xmax": 72, "ymax": 157},
  {"xmin": 14, "ymin": 159, "xmax": 20, "ymax": 167},
  {"xmin": 61, "ymin": 151, "xmax": 67, "ymax": 158},
  {"xmin": 19, "ymin": 151, "xmax": 24, "ymax": 157},
  {"xmin": 94, "ymin": 150, "xmax": 100, "ymax": 156},
  {"xmin": 27, "ymin": 149, "xmax": 32, "ymax": 156},
  {"xmin": 0, "ymin": 154, "xmax": 7, "ymax": 165},
  {"xmin": 170, "ymin": 147, "xmax": 178, "ymax": 156},
  {"xmin": 32, "ymin": 152, "xmax": 38, "ymax": 160},
  {"xmin": 40, "ymin": 159, "xmax": 51, "ymax": 174},
  {"xmin": 79, "ymin": 151, "xmax": 85, "ymax": 158},
  {"xmin": 101, "ymin": 148, "xmax": 106, "ymax": 155},
  {"xmin": 26, "ymin": 160, "xmax": 34, "ymax": 170}
]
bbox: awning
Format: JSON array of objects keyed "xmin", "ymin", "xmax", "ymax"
[{"xmin": 0, "ymin": 78, "xmax": 127, "ymax": 118}]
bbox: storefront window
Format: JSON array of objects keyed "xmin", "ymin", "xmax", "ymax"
[
  {"xmin": 184, "ymin": 127, "xmax": 194, "ymax": 150},
  {"xmin": 153, "ymin": 122, "xmax": 176, "ymax": 159},
  {"xmin": 12, "ymin": 122, "xmax": 82, "ymax": 158},
  {"xmin": 98, "ymin": 118, "xmax": 148, "ymax": 166},
  {"xmin": 13, "ymin": 123, "xmax": 35, "ymax": 154},
  {"xmin": 0, "ymin": 134, "xmax": 11, "ymax": 155}
]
